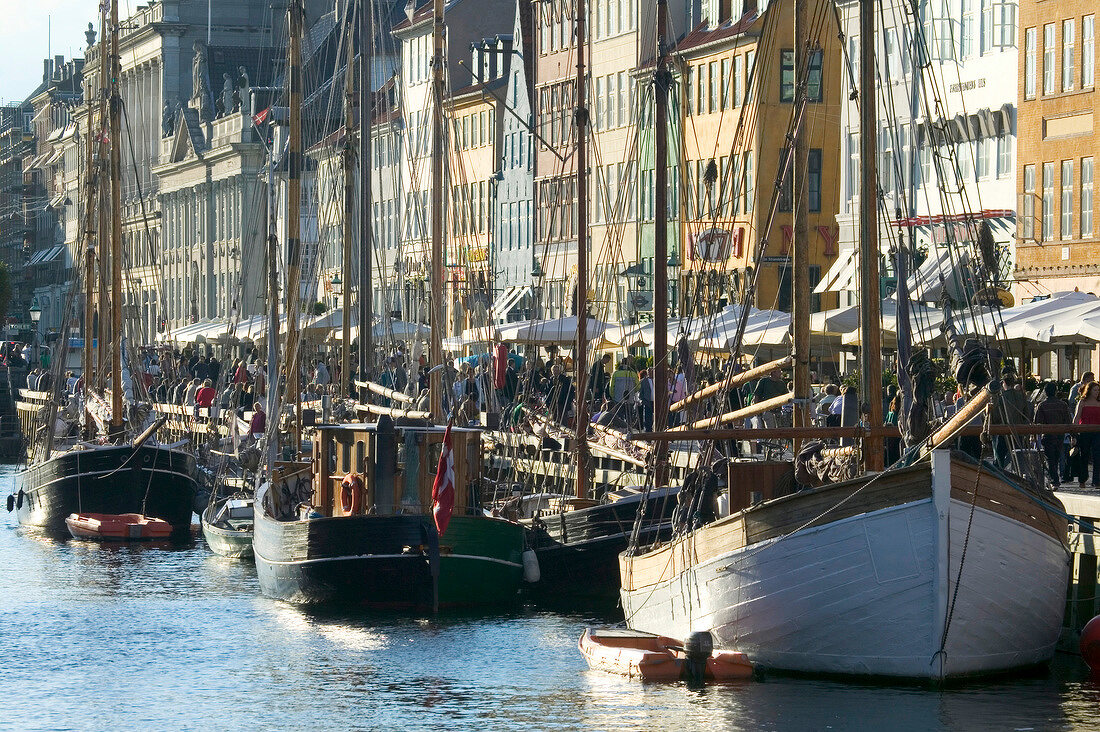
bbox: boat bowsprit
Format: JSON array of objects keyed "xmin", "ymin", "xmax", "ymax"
[
  {"xmin": 65, "ymin": 513, "xmax": 174, "ymax": 541},
  {"xmin": 579, "ymin": 628, "xmax": 753, "ymax": 682}
]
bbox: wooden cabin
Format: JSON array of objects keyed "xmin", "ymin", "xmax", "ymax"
[{"xmin": 311, "ymin": 417, "xmax": 483, "ymax": 518}]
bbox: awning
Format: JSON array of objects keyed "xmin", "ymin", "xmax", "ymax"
[
  {"xmin": 813, "ymin": 248, "xmax": 858, "ymax": 294},
  {"xmin": 28, "ymin": 245, "xmax": 64, "ymax": 265},
  {"xmin": 491, "ymin": 285, "xmax": 532, "ymax": 323}
]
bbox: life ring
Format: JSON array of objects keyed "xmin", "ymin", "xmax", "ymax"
[{"xmin": 340, "ymin": 473, "xmax": 364, "ymax": 515}]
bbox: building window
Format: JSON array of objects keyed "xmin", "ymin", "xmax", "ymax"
[
  {"xmin": 720, "ymin": 57, "xmax": 730, "ymax": 109},
  {"xmin": 997, "ymin": 134, "xmax": 1013, "ymax": 178},
  {"xmin": 732, "ymin": 55, "xmax": 743, "ymax": 106},
  {"xmin": 1085, "ymin": 16, "xmax": 1095, "ymax": 88},
  {"xmin": 960, "ymin": 0, "xmax": 974, "ymax": 58},
  {"xmin": 1025, "ymin": 27, "xmax": 1037, "ymax": 98},
  {"xmin": 1042, "ymin": 161, "xmax": 1054, "ymax": 240},
  {"xmin": 1062, "ymin": 160, "xmax": 1074, "ymax": 239},
  {"xmin": 709, "ymin": 61, "xmax": 719, "ymax": 113},
  {"xmin": 983, "ymin": 0, "xmax": 1016, "ymax": 50},
  {"xmin": 809, "ymin": 148, "xmax": 822, "ymax": 212},
  {"xmin": 1022, "ymin": 163, "xmax": 1035, "ymax": 240},
  {"xmin": 976, "ymin": 137, "xmax": 991, "ymax": 179},
  {"xmin": 1043, "ymin": 23, "xmax": 1056, "ymax": 94},
  {"xmin": 807, "ymin": 49, "xmax": 823, "ymax": 102},
  {"xmin": 935, "ymin": 0, "xmax": 955, "ymax": 60},
  {"xmin": 780, "ymin": 50, "xmax": 795, "ymax": 102},
  {"xmin": 1063, "ymin": 19, "xmax": 1075, "ymax": 92},
  {"xmin": 1082, "ymin": 157, "xmax": 1093, "ymax": 238},
  {"xmin": 745, "ymin": 50, "xmax": 755, "ymax": 103}
]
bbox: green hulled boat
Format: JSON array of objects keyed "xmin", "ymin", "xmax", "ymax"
[{"xmin": 253, "ymin": 417, "xmax": 526, "ymax": 609}]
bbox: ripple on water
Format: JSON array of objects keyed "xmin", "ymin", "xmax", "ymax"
[{"xmin": 2, "ymin": 464, "xmax": 1099, "ymax": 731}]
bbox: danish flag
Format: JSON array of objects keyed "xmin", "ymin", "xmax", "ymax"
[{"xmin": 431, "ymin": 421, "xmax": 455, "ymax": 537}]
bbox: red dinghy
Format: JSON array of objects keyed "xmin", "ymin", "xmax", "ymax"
[
  {"xmin": 65, "ymin": 513, "xmax": 174, "ymax": 541},
  {"xmin": 579, "ymin": 628, "xmax": 753, "ymax": 682}
]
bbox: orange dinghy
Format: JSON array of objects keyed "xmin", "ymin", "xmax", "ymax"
[
  {"xmin": 579, "ymin": 628, "xmax": 752, "ymax": 682},
  {"xmin": 65, "ymin": 513, "xmax": 174, "ymax": 541}
]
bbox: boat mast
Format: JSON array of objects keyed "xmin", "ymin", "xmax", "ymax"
[
  {"xmin": 358, "ymin": 0, "xmax": 372, "ymax": 401},
  {"xmin": 573, "ymin": 0, "xmax": 590, "ymax": 499},
  {"xmin": 96, "ymin": 7, "xmax": 109, "ymax": 391},
  {"xmin": 651, "ymin": 0, "xmax": 669, "ymax": 487},
  {"xmin": 82, "ymin": 51, "xmax": 97, "ymax": 427},
  {"xmin": 428, "ymin": 0, "xmax": 445, "ymax": 422},
  {"xmin": 342, "ymin": 5, "xmax": 356, "ymax": 399},
  {"xmin": 108, "ymin": 0, "xmax": 123, "ymax": 435},
  {"xmin": 286, "ymin": 0, "xmax": 305, "ymax": 453},
  {"xmin": 858, "ymin": 0, "xmax": 883, "ymax": 470},
  {"xmin": 791, "ymin": 0, "xmax": 811, "ymax": 452},
  {"xmin": 265, "ymin": 107, "xmax": 279, "ymax": 474}
]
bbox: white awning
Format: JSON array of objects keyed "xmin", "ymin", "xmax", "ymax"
[
  {"xmin": 491, "ymin": 285, "xmax": 532, "ymax": 323},
  {"xmin": 813, "ymin": 248, "xmax": 857, "ymax": 294}
]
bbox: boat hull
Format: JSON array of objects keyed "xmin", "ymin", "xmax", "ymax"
[
  {"xmin": 253, "ymin": 512, "xmax": 526, "ymax": 609},
  {"xmin": 13, "ymin": 444, "xmax": 198, "ymax": 536},
  {"xmin": 620, "ymin": 453, "xmax": 1071, "ymax": 679},
  {"xmin": 524, "ymin": 489, "xmax": 678, "ymax": 602},
  {"xmin": 201, "ymin": 501, "xmax": 254, "ymax": 559}
]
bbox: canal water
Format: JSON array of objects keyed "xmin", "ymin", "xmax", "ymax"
[{"xmin": 2, "ymin": 464, "xmax": 1099, "ymax": 731}]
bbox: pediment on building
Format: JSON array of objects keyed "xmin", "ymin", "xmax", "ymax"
[{"xmin": 166, "ymin": 107, "xmax": 207, "ymax": 164}]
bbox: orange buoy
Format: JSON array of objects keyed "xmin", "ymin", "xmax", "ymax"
[
  {"xmin": 1081, "ymin": 615, "xmax": 1100, "ymax": 673},
  {"xmin": 340, "ymin": 473, "xmax": 364, "ymax": 515}
]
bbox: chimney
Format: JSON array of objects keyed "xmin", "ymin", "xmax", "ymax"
[
  {"xmin": 43, "ymin": 59, "xmax": 52, "ymax": 83},
  {"xmin": 54, "ymin": 56, "xmax": 65, "ymax": 81}
]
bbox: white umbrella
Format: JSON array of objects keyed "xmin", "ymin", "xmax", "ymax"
[{"xmin": 500, "ymin": 316, "xmax": 609, "ymax": 345}]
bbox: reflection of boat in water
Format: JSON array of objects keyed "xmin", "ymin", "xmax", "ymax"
[
  {"xmin": 201, "ymin": 496, "xmax": 254, "ymax": 559},
  {"xmin": 621, "ymin": 453, "xmax": 1070, "ymax": 679}
]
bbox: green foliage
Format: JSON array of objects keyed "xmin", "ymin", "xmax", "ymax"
[{"xmin": 312, "ymin": 301, "xmax": 327, "ymax": 316}]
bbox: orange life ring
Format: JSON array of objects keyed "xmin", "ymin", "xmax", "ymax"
[{"xmin": 340, "ymin": 473, "xmax": 364, "ymax": 515}]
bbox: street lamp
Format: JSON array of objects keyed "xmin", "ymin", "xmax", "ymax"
[
  {"xmin": 667, "ymin": 250, "xmax": 681, "ymax": 316},
  {"xmin": 29, "ymin": 299, "xmax": 42, "ymax": 368},
  {"xmin": 530, "ymin": 258, "xmax": 544, "ymax": 320}
]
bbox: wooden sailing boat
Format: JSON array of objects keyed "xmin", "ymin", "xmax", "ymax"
[
  {"xmin": 618, "ymin": 0, "xmax": 1070, "ymax": 680},
  {"xmin": 8, "ymin": 0, "xmax": 197, "ymax": 535},
  {"xmin": 252, "ymin": 0, "xmax": 525, "ymax": 609}
]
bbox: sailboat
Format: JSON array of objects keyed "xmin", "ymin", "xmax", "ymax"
[
  {"xmin": 7, "ymin": 0, "xmax": 197, "ymax": 536},
  {"xmin": 252, "ymin": 0, "xmax": 525, "ymax": 609},
  {"xmin": 618, "ymin": 0, "xmax": 1070, "ymax": 680}
]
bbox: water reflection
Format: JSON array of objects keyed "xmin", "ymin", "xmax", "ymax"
[{"xmin": 2, "ymin": 463, "xmax": 1099, "ymax": 731}]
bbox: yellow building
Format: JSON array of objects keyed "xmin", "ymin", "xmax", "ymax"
[{"xmin": 674, "ymin": 1, "xmax": 842, "ymax": 314}]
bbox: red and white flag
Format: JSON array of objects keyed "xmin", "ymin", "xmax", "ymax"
[
  {"xmin": 431, "ymin": 421, "xmax": 455, "ymax": 537},
  {"xmin": 252, "ymin": 107, "xmax": 271, "ymax": 126}
]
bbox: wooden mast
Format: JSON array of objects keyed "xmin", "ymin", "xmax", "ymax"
[
  {"xmin": 859, "ymin": 0, "xmax": 883, "ymax": 470},
  {"xmin": 429, "ymin": 0, "xmax": 445, "ymax": 423},
  {"xmin": 651, "ymin": 0, "xmax": 670, "ymax": 487},
  {"xmin": 342, "ymin": 5, "xmax": 356, "ymax": 399},
  {"xmin": 358, "ymin": 0, "xmax": 372, "ymax": 401},
  {"xmin": 286, "ymin": 0, "xmax": 305, "ymax": 453},
  {"xmin": 108, "ymin": 0, "xmax": 123, "ymax": 435},
  {"xmin": 792, "ymin": 0, "xmax": 811, "ymax": 453},
  {"xmin": 82, "ymin": 50, "xmax": 97, "ymax": 427},
  {"xmin": 573, "ymin": 0, "xmax": 590, "ymax": 499},
  {"xmin": 96, "ymin": 7, "xmax": 109, "ymax": 391}
]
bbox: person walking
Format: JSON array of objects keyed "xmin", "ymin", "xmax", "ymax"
[
  {"xmin": 1034, "ymin": 382, "xmax": 1071, "ymax": 486},
  {"xmin": 638, "ymin": 368, "xmax": 654, "ymax": 432},
  {"xmin": 1073, "ymin": 381, "xmax": 1100, "ymax": 488}
]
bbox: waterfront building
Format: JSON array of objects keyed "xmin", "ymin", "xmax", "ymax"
[
  {"xmin": 831, "ymin": 0, "xmax": 1019, "ymax": 309},
  {"xmin": 1014, "ymin": 4, "xmax": 1097, "ymax": 297},
  {"xmin": 664, "ymin": 0, "xmax": 841, "ymax": 316},
  {"xmin": 492, "ymin": 0, "xmax": 536, "ymax": 323},
  {"xmin": 391, "ymin": 0, "xmax": 516, "ymax": 332},
  {"xmin": 447, "ymin": 36, "xmax": 512, "ymax": 331},
  {"xmin": 0, "ymin": 101, "xmax": 34, "ymax": 336},
  {"xmin": 24, "ymin": 55, "xmax": 85, "ymax": 338},
  {"xmin": 78, "ymin": 0, "xmax": 324, "ymax": 342}
]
